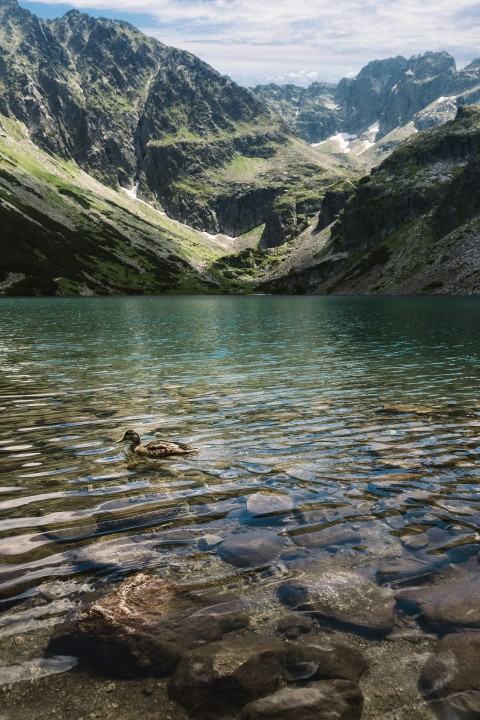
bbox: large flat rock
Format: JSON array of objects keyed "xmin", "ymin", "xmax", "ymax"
[
  {"xmin": 241, "ymin": 680, "xmax": 364, "ymax": 720},
  {"xmin": 47, "ymin": 573, "xmax": 248, "ymax": 677},
  {"xmin": 278, "ymin": 570, "xmax": 395, "ymax": 636},
  {"xmin": 169, "ymin": 636, "xmax": 287, "ymax": 717}
]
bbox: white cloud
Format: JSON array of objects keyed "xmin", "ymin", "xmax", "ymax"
[{"xmin": 24, "ymin": 0, "xmax": 480, "ymax": 84}]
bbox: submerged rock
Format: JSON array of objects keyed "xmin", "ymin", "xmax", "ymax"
[
  {"xmin": 290, "ymin": 526, "xmax": 361, "ymax": 549},
  {"xmin": 376, "ymin": 556, "xmax": 440, "ymax": 586},
  {"xmin": 217, "ymin": 530, "xmax": 283, "ymax": 568},
  {"xmin": 284, "ymin": 641, "xmax": 369, "ymax": 682},
  {"xmin": 168, "ymin": 636, "xmax": 287, "ymax": 716},
  {"xmin": 278, "ymin": 570, "xmax": 395, "ymax": 635},
  {"xmin": 246, "ymin": 492, "xmax": 294, "ymax": 520},
  {"xmin": 47, "ymin": 573, "xmax": 248, "ymax": 677},
  {"xmin": 419, "ymin": 632, "xmax": 480, "ymax": 718},
  {"xmin": 240, "ymin": 680, "xmax": 364, "ymax": 720},
  {"xmin": 396, "ymin": 576, "xmax": 480, "ymax": 631},
  {"xmin": 276, "ymin": 613, "xmax": 314, "ymax": 639}
]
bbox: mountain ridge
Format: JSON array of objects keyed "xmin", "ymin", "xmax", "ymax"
[{"xmin": 253, "ymin": 51, "xmax": 480, "ymax": 145}]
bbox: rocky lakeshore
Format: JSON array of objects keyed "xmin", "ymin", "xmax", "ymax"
[{"xmin": 2, "ymin": 545, "xmax": 480, "ymax": 720}]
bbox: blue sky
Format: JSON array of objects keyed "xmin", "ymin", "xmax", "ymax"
[{"xmin": 18, "ymin": 0, "xmax": 480, "ymax": 87}]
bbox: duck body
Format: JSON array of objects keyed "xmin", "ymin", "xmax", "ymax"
[{"xmin": 118, "ymin": 430, "xmax": 198, "ymax": 459}]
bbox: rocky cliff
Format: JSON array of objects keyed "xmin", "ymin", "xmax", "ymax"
[{"xmin": 260, "ymin": 106, "xmax": 480, "ymax": 295}]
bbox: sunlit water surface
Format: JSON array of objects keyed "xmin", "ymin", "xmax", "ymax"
[{"xmin": 0, "ymin": 296, "xmax": 479, "ymax": 679}]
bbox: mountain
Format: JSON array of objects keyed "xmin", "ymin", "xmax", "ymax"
[
  {"xmin": 1, "ymin": 0, "xmax": 480, "ymax": 297},
  {"xmin": 0, "ymin": 113, "xmax": 253, "ymax": 295},
  {"xmin": 259, "ymin": 105, "xmax": 480, "ymax": 295},
  {"xmin": 0, "ymin": 0, "xmax": 348, "ymax": 252},
  {"xmin": 253, "ymin": 52, "xmax": 480, "ymax": 145}
]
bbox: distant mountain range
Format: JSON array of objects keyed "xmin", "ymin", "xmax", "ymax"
[
  {"xmin": 252, "ymin": 52, "xmax": 480, "ymax": 144},
  {"xmin": 0, "ymin": 0, "xmax": 479, "ymax": 295}
]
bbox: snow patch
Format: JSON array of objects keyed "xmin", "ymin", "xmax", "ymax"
[
  {"xmin": 405, "ymin": 69, "xmax": 414, "ymax": 76},
  {"xmin": 366, "ymin": 123, "xmax": 380, "ymax": 142},
  {"xmin": 202, "ymin": 231, "xmax": 236, "ymax": 242},
  {"xmin": 124, "ymin": 182, "xmax": 139, "ymax": 200},
  {"xmin": 312, "ymin": 132, "xmax": 357, "ymax": 153}
]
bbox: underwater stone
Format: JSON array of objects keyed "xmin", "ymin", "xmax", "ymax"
[
  {"xmin": 47, "ymin": 573, "xmax": 248, "ymax": 677},
  {"xmin": 278, "ymin": 570, "xmax": 395, "ymax": 636}
]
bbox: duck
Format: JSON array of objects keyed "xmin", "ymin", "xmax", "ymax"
[{"xmin": 118, "ymin": 429, "xmax": 198, "ymax": 458}]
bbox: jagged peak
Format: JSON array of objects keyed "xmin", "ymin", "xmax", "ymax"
[{"xmin": 406, "ymin": 51, "xmax": 456, "ymax": 76}]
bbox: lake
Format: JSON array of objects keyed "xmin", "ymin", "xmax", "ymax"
[{"xmin": 0, "ymin": 296, "xmax": 479, "ymax": 719}]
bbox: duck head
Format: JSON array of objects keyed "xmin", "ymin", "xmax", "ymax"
[{"xmin": 118, "ymin": 429, "xmax": 141, "ymax": 447}]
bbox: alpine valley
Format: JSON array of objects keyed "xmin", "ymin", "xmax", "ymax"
[{"xmin": 1, "ymin": 0, "xmax": 479, "ymax": 295}]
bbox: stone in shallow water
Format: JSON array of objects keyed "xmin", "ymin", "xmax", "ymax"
[
  {"xmin": 376, "ymin": 556, "xmax": 440, "ymax": 586},
  {"xmin": 246, "ymin": 492, "xmax": 294, "ymax": 519},
  {"xmin": 47, "ymin": 573, "xmax": 248, "ymax": 677},
  {"xmin": 396, "ymin": 576, "xmax": 480, "ymax": 631},
  {"xmin": 419, "ymin": 632, "xmax": 480, "ymax": 718},
  {"xmin": 217, "ymin": 530, "xmax": 283, "ymax": 568},
  {"xmin": 278, "ymin": 571, "xmax": 395, "ymax": 636},
  {"xmin": 276, "ymin": 613, "xmax": 314, "ymax": 637},
  {"xmin": 168, "ymin": 636, "xmax": 287, "ymax": 716},
  {"xmin": 284, "ymin": 641, "xmax": 369, "ymax": 682},
  {"xmin": 240, "ymin": 680, "xmax": 364, "ymax": 720},
  {"xmin": 290, "ymin": 526, "xmax": 361, "ymax": 550}
]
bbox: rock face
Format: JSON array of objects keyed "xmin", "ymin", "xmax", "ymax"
[
  {"xmin": 278, "ymin": 571, "xmax": 396, "ymax": 635},
  {"xmin": 419, "ymin": 632, "xmax": 480, "ymax": 718},
  {"xmin": 241, "ymin": 680, "xmax": 364, "ymax": 720},
  {"xmin": 253, "ymin": 51, "xmax": 480, "ymax": 144},
  {"xmin": 168, "ymin": 636, "xmax": 287, "ymax": 716},
  {"xmin": 47, "ymin": 573, "xmax": 249, "ymax": 677}
]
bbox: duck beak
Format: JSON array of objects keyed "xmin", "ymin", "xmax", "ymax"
[{"xmin": 116, "ymin": 437, "xmax": 125, "ymax": 443}]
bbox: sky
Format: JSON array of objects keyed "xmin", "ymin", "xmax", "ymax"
[{"xmin": 18, "ymin": 0, "xmax": 480, "ymax": 87}]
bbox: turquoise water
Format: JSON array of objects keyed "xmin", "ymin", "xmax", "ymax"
[{"xmin": 0, "ymin": 296, "xmax": 479, "ymax": 626}]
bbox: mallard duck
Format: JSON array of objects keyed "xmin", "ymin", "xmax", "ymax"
[{"xmin": 118, "ymin": 430, "xmax": 198, "ymax": 458}]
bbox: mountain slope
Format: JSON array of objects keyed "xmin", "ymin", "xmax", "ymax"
[
  {"xmin": 259, "ymin": 105, "xmax": 480, "ymax": 295},
  {"xmin": 0, "ymin": 114, "xmax": 245, "ymax": 296},
  {"xmin": 0, "ymin": 0, "xmax": 348, "ymax": 246}
]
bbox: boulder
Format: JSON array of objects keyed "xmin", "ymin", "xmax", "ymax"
[
  {"xmin": 241, "ymin": 679, "xmax": 364, "ymax": 720},
  {"xmin": 47, "ymin": 573, "xmax": 248, "ymax": 677},
  {"xmin": 278, "ymin": 570, "xmax": 395, "ymax": 635},
  {"xmin": 169, "ymin": 636, "xmax": 287, "ymax": 716},
  {"xmin": 217, "ymin": 530, "xmax": 283, "ymax": 568}
]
